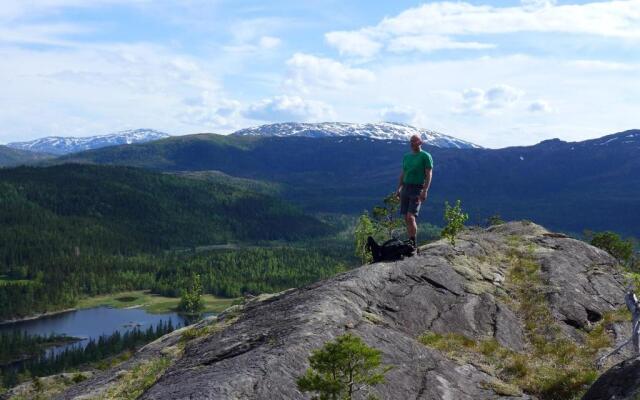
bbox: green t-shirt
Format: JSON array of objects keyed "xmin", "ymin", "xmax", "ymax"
[{"xmin": 402, "ymin": 150, "xmax": 433, "ymax": 185}]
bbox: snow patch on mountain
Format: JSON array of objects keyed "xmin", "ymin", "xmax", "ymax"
[
  {"xmin": 231, "ymin": 122, "xmax": 482, "ymax": 149},
  {"xmin": 7, "ymin": 129, "xmax": 171, "ymax": 155}
]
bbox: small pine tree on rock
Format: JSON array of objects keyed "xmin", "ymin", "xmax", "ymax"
[
  {"xmin": 354, "ymin": 193, "xmax": 404, "ymax": 264},
  {"xmin": 441, "ymin": 200, "xmax": 469, "ymax": 246},
  {"xmin": 297, "ymin": 333, "xmax": 391, "ymax": 400}
]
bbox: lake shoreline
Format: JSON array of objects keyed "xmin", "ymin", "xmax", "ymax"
[
  {"xmin": 0, "ymin": 290, "xmax": 235, "ymax": 326},
  {"xmin": 0, "ymin": 308, "xmax": 77, "ymax": 326}
]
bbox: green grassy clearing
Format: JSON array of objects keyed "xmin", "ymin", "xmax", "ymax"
[{"xmin": 76, "ymin": 290, "xmax": 236, "ymax": 314}]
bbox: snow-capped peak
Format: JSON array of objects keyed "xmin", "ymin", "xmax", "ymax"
[
  {"xmin": 231, "ymin": 122, "xmax": 481, "ymax": 149},
  {"xmin": 7, "ymin": 129, "xmax": 171, "ymax": 155}
]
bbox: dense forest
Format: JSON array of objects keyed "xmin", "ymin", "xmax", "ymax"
[
  {"xmin": 152, "ymin": 246, "xmax": 351, "ymax": 298},
  {"xmin": 0, "ymin": 331, "xmax": 76, "ymax": 366},
  {"xmin": 0, "ymin": 164, "xmax": 350, "ymax": 320},
  {"xmin": 0, "ymin": 246, "xmax": 353, "ymax": 320},
  {"xmin": 0, "ymin": 164, "xmax": 332, "ymax": 254}
]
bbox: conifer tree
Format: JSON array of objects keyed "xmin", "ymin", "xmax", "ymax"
[{"xmin": 297, "ymin": 333, "xmax": 391, "ymax": 400}]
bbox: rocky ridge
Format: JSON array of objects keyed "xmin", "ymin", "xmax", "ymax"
[{"xmin": 55, "ymin": 222, "xmax": 632, "ymax": 399}]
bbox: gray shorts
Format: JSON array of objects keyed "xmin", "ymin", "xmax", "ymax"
[{"xmin": 400, "ymin": 184, "xmax": 424, "ymax": 216}]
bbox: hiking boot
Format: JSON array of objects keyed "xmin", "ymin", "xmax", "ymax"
[{"xmin": 408, "ymin": 238, "xmax": 417, "ymax": 256}]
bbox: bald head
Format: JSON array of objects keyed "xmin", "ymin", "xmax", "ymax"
[
  {"xmin": 410, "ymin": 134, "xmax": 422, "ymax": 143},
  {"xmin": 410, "ymin": 135, "xmax": 422, "ymax": 152}
]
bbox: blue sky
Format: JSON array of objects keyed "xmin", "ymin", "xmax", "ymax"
[{"xmin": 1, "ymin": 0, "xmax": 639, "ymax": 148}]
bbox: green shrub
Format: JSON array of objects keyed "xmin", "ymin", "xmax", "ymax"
[
  {"xmin": 441, "ymin": 200, "xmax": 469, "ymax": 246},
  {"xmin": 354, "ymin": 213, "xmax": 377, "ymax": 264},
  {"xmin": 354, "ymin": 193, "xmax": 404, "ymax": 264},
  {"xmin": 72, "ymin": 373, "xmax": 88, "ymax": 384},
  {"xmin": 487, "ymin": 214, "xmax": 505, "ymax": 226},
  {"xmin": 588, "ymin": 231, "xmax": 634, "ymax": 265}
]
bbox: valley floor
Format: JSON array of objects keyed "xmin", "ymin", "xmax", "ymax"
[{"xmin": 76, "ymin": 290, "xmax": 237, "ymax": 314}]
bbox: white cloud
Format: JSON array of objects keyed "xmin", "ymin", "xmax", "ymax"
[
  {"xmin": 379, "ymin": 106, "xmax": 424, "ymax": 126},
  {"xmin": 284, "ymin": 53, "xmax": 375, "ymax": 91},
  {"xmin": 485, "ymin": 85, "xmax": 522, "ymax": 108},
  {"xmin": 325, "ymin": 0, "xmax": 640, "ymax": 56},
  {"xmin": 221, "ymin": 16, "xmax": 286, "ymax": 54},
  {"xmin": 0, "ymin": 22, "xmax": 93, "ymax": 46},
  {"xmin": 258, "ymin": 36, "xmax": 281, "ymax": 50},
  {"xmin": 325, "ymin": 30, "xmax": 381, "ymax": 58},
  {"xmin": 520, "ymin": 0, "xmax": 557, "ymax": 11},
  {"xmin": 332, "ymin": 55, "xmax": 640, "ymax": 147},
  {"xmin": 459, "ymin": 84, "xmax": 523, "ymax": 114},
  {"xmin": 528, "ymin": 100, "xmax": 552, "ymax": 113},
  {"xmin": 223, "ymin": 35, "xmax": 282, "ymax": 54},
  {"xmin": 387, "ymin": 35, "xmax": 495, "ymax": 53},
  {"xmin": 178, "ymin": 95, "xmax": 241, "ymax": 129},
  {"xmin": 378, "ymin": 1, "xmax": 640, "ymax": 37},
  {"xmin": 221, "ymin": 18, "xmax": 283, "ymax": 54},
  {"xmin": 0, "ymin": 0, "xmax": 147, "ymax": 47},
  {"xmin": 243, "ymin": 95, "xmax": 335, "ymax": 122},
  {"xmin": 0, "ymin": 42, "xmax": 241, "ymax": 141},
  {"xmin": 461, "ymin": 88, "xmax": 488, "ymax": 113},
  {"xmin": 570, "ymin": 60, "xmax": 639, "ymax": 71},
  {"xmin": 0, "ymin": 0, "xmax": 143, "ymax": 22}
]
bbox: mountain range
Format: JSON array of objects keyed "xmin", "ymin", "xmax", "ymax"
[
  {"xmin": 232, "ymin": 122, "xmax": 481, "ymax": 149},
  {"xmin": 0, "ymin": 123, "xmax": 477, "ymax": 167},
  {"xmin": 6, "ymin": 129, "xmax": 170, "ymax": 156},
  {"xmin": 51, "ymin": 128, "xmax": 640, "ymax": 237}
]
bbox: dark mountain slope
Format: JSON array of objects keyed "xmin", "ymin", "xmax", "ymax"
[
  {"xmin": 53, "ymin": 130, "xmax": 640, "ymax": 236},
  {"xmin": 0, "ymin": 145, "xmax": 53, "ymax": 167}
]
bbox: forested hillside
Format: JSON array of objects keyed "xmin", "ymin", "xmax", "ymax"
[
  {"xmin": 0, "ymin": 164, "xmax": 343, "ymax": 320},
  {"xmin": 0, "ymin": 163, "xmax": 329, "ymax": 253},
  {"xmin": 0, "ymin": 145, "xmax": 52, "ymax": 167}
]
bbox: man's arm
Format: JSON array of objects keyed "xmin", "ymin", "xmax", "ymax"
[
  {"xmin": 396, "ymin": 171, "xmax": 404, "ymax": 197},
  {"xmin": 420, "ymin": 168, "xmax": 432, "ymax": 201}
]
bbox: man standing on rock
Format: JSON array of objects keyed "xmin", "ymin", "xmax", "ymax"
[{"xmin": 396, "ymin": 134, "xmax": 433, "ymax": 249}]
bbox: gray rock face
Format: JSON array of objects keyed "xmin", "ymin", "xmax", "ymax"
[
  {"xmin": 582, "ymin": 357, "xmax": 640, "ymax": 400},
  {"xmin": 55, "ymin": 222, "xmax": 628, "ymax": 400}
]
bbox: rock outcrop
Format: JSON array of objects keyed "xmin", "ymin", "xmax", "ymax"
[
  {"xmin": 582, "ymin": 357, "xmax": 640, "ymax": 399},
  {"xmin": 56, "ymin": 222, "xmax": 631, "ymax": 400}
]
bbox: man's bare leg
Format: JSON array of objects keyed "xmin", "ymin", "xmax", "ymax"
[{"xmin": 405, "ymin": 213, "xmax": 417, "ymax": 246}]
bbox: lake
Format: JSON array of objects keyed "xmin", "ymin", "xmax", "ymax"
[{"xmin": 0, "ymin": 306, "xmax": 199, "ymax": 359}]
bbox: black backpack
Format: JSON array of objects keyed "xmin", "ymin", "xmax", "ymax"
[{"xmin": 366, "ymin": 236, "xmax": 415, "ymax": 263}]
